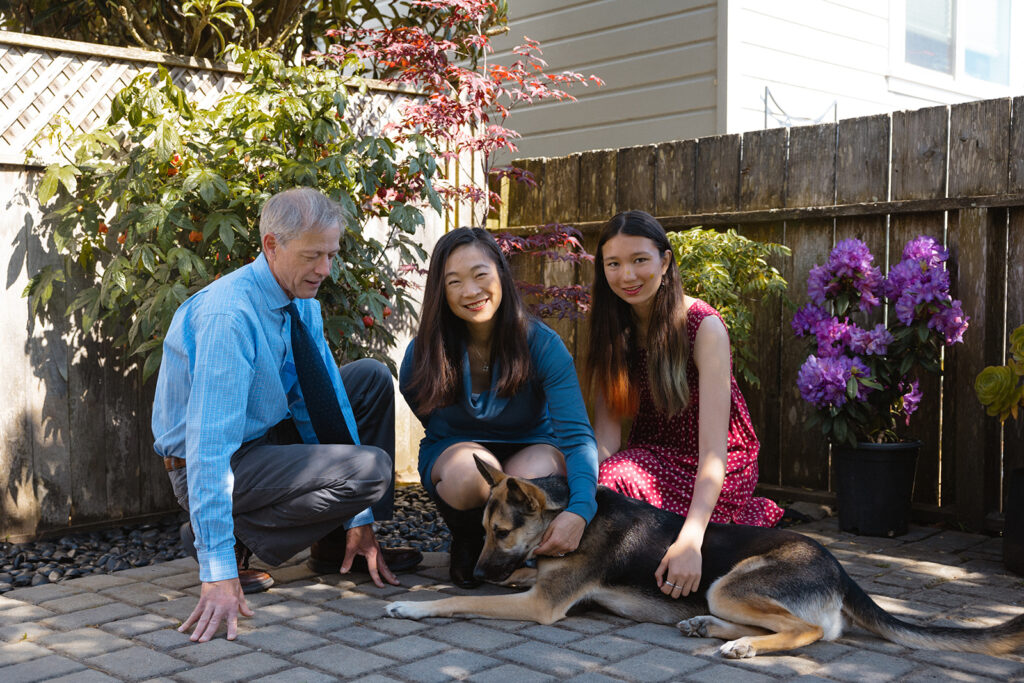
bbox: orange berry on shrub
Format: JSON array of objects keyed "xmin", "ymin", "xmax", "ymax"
[
  {"xmin": 383, "ymin": 306, "xmax": 392, "ymax": 318},
  {"xmin": 117, "ymin": 232, "xmax": 126, "ymax": 244},
  {"xmin": 188, "ymin": 230, "xmax": 203, "ymax": 242},
  {"xmin": 97, "ymin": 222, "xmax": 108, "ymax": 234},
  {"xmin": 76, "ymin": 205, "xmax": 83, "ymax": 213},
  {"xmin": 362, "ymin": 315, "xmax": 375, "ymax": 328},
  {"xmin": 167, "ymin": 166, "xmax": 179, "ymax": 177},
  {"xmin": 170, "ymin": 153, "xmax": 182, "ymax": 167}
]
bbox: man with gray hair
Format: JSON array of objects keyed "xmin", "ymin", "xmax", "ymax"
[{"xmin": 153, "ymin": 187, "xmax": 421, "ymax": 643}]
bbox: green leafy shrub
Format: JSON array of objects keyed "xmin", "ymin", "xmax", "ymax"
[
  {"xmin": 668, "ymin": 227, "xmax": 790, "ymax": 388},
  {"xmin": 26, "ymin": 47, "xmax": 440, "ymax": 379},
  {"xmin": 976, "ymin": 324, "xmax": 1024, "ymax": 422}
]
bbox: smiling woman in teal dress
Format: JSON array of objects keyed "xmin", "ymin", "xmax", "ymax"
[{"xmin": 399, "ymin": 227, "xmax": 598, "ymax": 588}]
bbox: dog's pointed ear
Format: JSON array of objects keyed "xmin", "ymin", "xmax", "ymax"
[
  {"xmin": 505, "ymin": 478, "xmax": 548, "ymax": 512},
  {"xmin": 474, "ymin": 454, "xmax": 506, "ymax": 488}
]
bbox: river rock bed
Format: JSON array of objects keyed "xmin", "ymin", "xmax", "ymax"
[{"xmin": 0, "ymin": 484, "xmax": 448, "ymax": 593}]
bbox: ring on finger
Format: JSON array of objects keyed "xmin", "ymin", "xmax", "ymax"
[{"xmin": 664, "ymin": 580, "xmax": 679, "ymax": 589}]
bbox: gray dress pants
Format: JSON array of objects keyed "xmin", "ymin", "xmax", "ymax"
[{"xmin": 168, "ymin": 358, "xmax": 396, "ymax": 565}]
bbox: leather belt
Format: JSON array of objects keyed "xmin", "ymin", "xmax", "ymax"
[{"xmin": 163, "ymin": 456, "xmax": 187, "ymax": 472}]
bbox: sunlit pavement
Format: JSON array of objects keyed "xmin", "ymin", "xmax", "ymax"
[{"xmin": 1, "ymin": 518, "xmax": 1023, "ymax": 682}]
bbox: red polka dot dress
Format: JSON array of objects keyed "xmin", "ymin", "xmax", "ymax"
[{"xmin": 598, "ymin": 299, "xmax": 784, "ymax": 527}]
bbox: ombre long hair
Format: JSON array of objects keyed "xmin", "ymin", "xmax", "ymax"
[
  {"xmin": 586, "ymin": 210, "xmax": 690, "ymax": 416},
  {"xmin": 405, "ymin": 227, "xmax": 532, "ymax": 414}
]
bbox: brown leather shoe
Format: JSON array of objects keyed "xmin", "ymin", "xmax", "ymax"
[
  {"xmin": 307, "ymin": 538, "xmax": 423, "ymax": 574},
  {"xmin": 235, "ymin": 542, "xmax": 274, "ymax": 594},
  {"xmin": 180, "ymin": 522, "xmax": 273, "ymax": 594}
]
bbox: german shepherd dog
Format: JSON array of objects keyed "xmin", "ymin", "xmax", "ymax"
[{"xmin": 385, "ymin": 456, "xmax": 1024, "ymax": 659}]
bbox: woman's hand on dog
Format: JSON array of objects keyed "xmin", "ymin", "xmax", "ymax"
[
  {"xmin": 534, "ymin": 511, "xmax": 586, "ymax": 557},
  {"xmin": 657, "ymin": 531, "xmax": 703, "ymax": 598}
]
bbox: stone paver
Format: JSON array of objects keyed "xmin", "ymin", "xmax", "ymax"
[
  {"xmin": 86, "ymin": 645, "xmax": 189, "ymax": 679},
  {"xmin": 1, "ymin": 519, "xmax": 1023, "ymax": 681},
  {"xmin": 294, "ymin": 643, "xmax": 394, "ymax": 677},
  {"xmin": 0, "ymin": 653, "xmax": 85, "ymax": 682},
  {"xmin": 37, "ymin": 627, "xmax": 135, "ymax": 658},
  {"xmin": 174, "ymin": 652, "xmax": 291, "ymax": 682}
]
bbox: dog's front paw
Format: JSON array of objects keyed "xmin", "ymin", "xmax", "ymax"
[
  {"xmin": 677, "ymin": 616, "xmax": 713, "ymax": 638},
  {"xmin": 720, "ymin": 638, "xmax": 757, "ymax": 659},
  {"xmin": 385, "ymin": 601, "xmax": 430, "ymax": 620}
]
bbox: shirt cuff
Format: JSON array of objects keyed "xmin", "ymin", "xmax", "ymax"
[
  {"xmin": 198, "ymin": 548, "xmax": 240, "ymax": 583},
  {"xmin": 566, "ymin": 498, "xmax": 597, "ymax": 525},
  {"xmin": 344, "ymin": 508, "xmax": 374, "ymax": 529}
]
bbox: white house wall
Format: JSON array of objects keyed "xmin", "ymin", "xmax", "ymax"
[
  {"xmin": 490, "ymin": 0, "xmax": 719, "ymax": 159},
  {"xmin": 725, "ymin": 0, "xmax": 1024, "ymax": 134}
]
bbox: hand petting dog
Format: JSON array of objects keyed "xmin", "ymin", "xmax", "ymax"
[
  {"xmin": 534, "ymin": 511, "xmax": 586, "ymax": 557},
  {"xmin": 657, "ymin": 529, "xmax": 703, "ymax": 598}
]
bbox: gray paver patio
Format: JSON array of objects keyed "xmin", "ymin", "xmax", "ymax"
[{"xmin": 1, "ymin": 518, "xmax": 1023, "ymax": 682}]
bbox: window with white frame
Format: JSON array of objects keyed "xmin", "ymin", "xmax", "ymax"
[{"xmin": 890, "ymin": 0, "xmax": 1020, "ymax": 99}]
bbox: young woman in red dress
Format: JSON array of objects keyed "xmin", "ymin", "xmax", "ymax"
[{"xmin": 586, "ymin": 210, "xmax": 783, "ymax": 601}]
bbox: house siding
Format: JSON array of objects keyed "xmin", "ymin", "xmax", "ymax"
[
  {"xmin": 491, "ymin": 0, "xmax": 719, "ymax": 159},
  {"xmin": 725, "ymin": 0, "xmax": 1024, "ymax": 133}
]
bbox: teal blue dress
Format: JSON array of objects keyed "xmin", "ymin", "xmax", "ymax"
[{"xmin": 399, "ymin": 320, "xmax": 598, "ymax": 523}]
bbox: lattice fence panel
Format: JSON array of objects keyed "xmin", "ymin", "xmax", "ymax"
[{"xmin": 0, "ymin": 35, "xmax": 418, "ymax": 165}]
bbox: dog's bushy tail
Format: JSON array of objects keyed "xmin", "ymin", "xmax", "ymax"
[{"xmin": 842, "ymin": 575, "xmax": 1024, "ymax": 654}]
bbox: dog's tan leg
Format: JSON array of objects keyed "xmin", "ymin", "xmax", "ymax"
[
  {"xmin": 678, "ymin": 615, "xmax": 769, "ymax": 640},
  {"xmin": 708, "ymin": 593, "xmax": 824, "ymax": 658},
  {"xmin": 386, "ymin": 587, "xmax": 572, "ymax": 625}
]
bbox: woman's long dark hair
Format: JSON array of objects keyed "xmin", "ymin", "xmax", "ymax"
[
  {"xmin": 406, "ymin": 227, "xmax": 532, "ymax": 414},
  {"xmin": 586, "ymin": 210, "xmax": 690, "ymax": 416}
]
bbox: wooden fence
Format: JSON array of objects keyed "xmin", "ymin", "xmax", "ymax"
[
  {"xmin": 499, "ymin": 96, "xmax": 1024, "ymax": 532},
  {"xmin": 0, "ymin": 33, "xmax": 429, "ymax": 541}
]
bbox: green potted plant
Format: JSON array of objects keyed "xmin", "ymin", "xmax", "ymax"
[
  {"xmin": 975, "ymin": 323, "xmax": 1024, "ymax": 574},
  {"xmin": 792, "ymin": 236, "xmax": 969, "ymax": 536}
]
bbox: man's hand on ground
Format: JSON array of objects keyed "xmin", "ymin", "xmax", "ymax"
[
  {"xmin": 178, "ymin": 578, "xmax": 253, "ymax": 642},
  {"xmin": 341, "ymin": 524, "xmax": 399, "ymax": 587}
]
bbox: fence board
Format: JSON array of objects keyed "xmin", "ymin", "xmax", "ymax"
[
  {"xmin": 695, "ymin": 134, "xmax": 740, "ymax": 213},
  {"xmin": 736, "ymin": 127, "xmax": 788, "ymax": 486},
  {"xmin": 740, "ymin": 128, "xmax": 786, "ymax": 211},
  {"xmin": 893, "ymin": 106, "xmax": 947, "ymax": 201},
  {"xmin": 541, "ymin": 155, "xmax": 581, "ymax": 354},
  {"xmin": 947, "ymin": 208, "xmax": 1005, "ymax": 527},
  {"xmin": 24, "ymin": 190, "xmax": 73, "ymax": 532},
  {"xmin": 616, "ymin": 145, "xmax": 656, "ymax": 213},
  {"xmin": 948, "ymin": 99, "xmax": 1010, "ymax": 198},
  {"xmin": 947, "ymin": 100, "xmax": 1010, "ymax": 526},
  {"xmin": 1005, "ymin": 208, "xmax": 1024, "ymax": 491},
  {"xmin": 104, "ymin": 344, "xmax": 141, "ymax": 521},
  {"xmin": 835, "ymin": 114, "xmax": 888, "ymax": 320},
  {"xmin": 654, "ymin": 140, "xmax": 696, "ymax": 217},
  {"xmin": 779, "ymin": 124, "xmax": 837, "ymax": 491},
  {"xmin": 889, "ymin": 105, "xmax": 948, "ymax": 507},
  {"xmin": 1012, "ymin": 97, "xmax": 1024, "ymax": 194},
  {"xmin": 68, "ymin": 327, "xmax": 109, "ymax": 526},
  {"xmin": 578, "ymin": 150, "xmax": 617, "ymax": 222}
]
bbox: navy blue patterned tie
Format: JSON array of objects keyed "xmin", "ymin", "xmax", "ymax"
[{"xmin": 286, "ymin": 303, "xmax": 353, "ymax": 445}]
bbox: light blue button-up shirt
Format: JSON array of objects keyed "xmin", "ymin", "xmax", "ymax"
[{"xmin": 152, "ymin": 253, "xmax": 368, "ymax": 582}]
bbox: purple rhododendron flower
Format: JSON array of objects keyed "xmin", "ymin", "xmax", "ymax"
[
  {"xmin": 796, "ymin": 355, "xmax": 872, "ymax": 409},
  {"xmin": 901, "ymin": 380, "xmax": 922, "ymax": 424},
  {"xmin": 814, "ymin": 317, "xmax": 854, "ymax": 358},
  {"xmin": 928, "ymin": 300, "xmax": 969, "ymax": 344},
  {"xmin": 849, "ymin": 323, "xmax": 893, "ymax": 356},
  {"xmin": 893, "ymin": 267, "xmax": 953, "ymax": 325},
  {"xmin": 901, "ymin": 235, "xmax": 948, "ymax": 268},
  {"xmin": 796, "ymin": 235, "xmax": 967, "ymax": 443},
  {"xmin": 807, "ymin": 240, "xmax": 883, "ymax": 310},
  {"xmin": 806, "ymin": 263, "xmax": 833, "ymax": 306},
  {"xmin": 797, "ymin": 355, "xmax": 850, "ymax": 409},
  {"xmin": 791, "ymin": 303, "xmax": 828, "ymax": 337}
]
